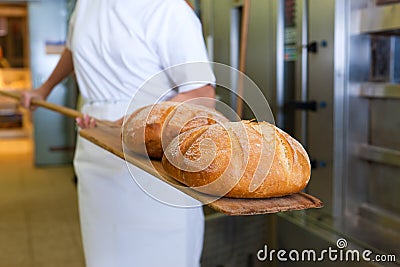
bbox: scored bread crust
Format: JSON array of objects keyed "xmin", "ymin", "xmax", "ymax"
[
  {"xmin": 161, "ymin": 121, "xmax": 311, "ymax": 198},
  {"xmin": 122, "ymin": 101, "xmax": 229, "ymax": 159}
]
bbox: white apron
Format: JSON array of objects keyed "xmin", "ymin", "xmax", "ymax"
[
  {"xmin": 68, "ymin": 0, "xmax": 212, "ymax": 265},
  {"xmin": 73, "ymin": 101, "xmax": 204, "ymax": 267}
]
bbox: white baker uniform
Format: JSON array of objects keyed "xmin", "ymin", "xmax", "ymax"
[{"xmin": 67, "ymin": 1, "xmax": 214, "ymax": 266}]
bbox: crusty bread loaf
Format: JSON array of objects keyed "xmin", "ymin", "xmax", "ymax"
[
  {"xmin": 122, "ymin": 101, "xmax": 229, "ymax": 159},
  {"xmin": 161, "ymin": 121, "xmax": 311, "ymax": 198}
]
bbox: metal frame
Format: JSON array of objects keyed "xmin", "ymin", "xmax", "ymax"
[
  {"xmin": 360, "ymin": 83, "xmax": 400, "ymax": 99},
  {"xmin": 333, "ymin": 0, "xmax": 348, "ymax": 219}
]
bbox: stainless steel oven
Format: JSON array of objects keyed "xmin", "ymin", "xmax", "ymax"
[{"xmin": 199, "ymin": 0, "xmax": 400, "ymax": 266}]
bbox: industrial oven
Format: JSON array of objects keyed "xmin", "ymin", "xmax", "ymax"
[{"xmin": 197, "ymin": 0, "xmax": 400, "ymax": 266}]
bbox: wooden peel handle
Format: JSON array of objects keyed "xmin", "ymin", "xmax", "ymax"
[
  {"xmin": 0, "ymin": 90, "xmax": 117, "ymax": 127},
  {"xmin": 0, "ymin": 90, "xmax": 84, "ymax": 118}
]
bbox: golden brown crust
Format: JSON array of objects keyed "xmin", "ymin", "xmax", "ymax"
[
  {"xmin": 122, "ymin": 101, "xmax": 229, "ymax": 159},
  {"xmin": 162, "ymin": 121, "xmax": 311, "ymax": 198}
]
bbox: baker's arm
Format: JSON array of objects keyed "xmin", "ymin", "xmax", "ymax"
[
  {"xmin": 169, "ymin": 84, "xmax": 215, "ymax": 108},
  {"xmin": 110, "ymin": 84, "xmax": 216, "ymax": 128},
  {"xmin": 21, "ymin": 48, "xmax": 74, "ymax": 109}
]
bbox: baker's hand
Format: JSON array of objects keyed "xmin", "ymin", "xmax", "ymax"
[
  {"xmin": 76, "ymin": 114, "xmax": 96, "ymax": 129},
  {"xmin": 20, "ymin": 88, "xmax": 47, "ymax": 110}
]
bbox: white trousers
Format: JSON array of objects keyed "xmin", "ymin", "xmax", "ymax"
[{"xmin": 73, "ymin": 102, "xmax": 204, "ymax": 267}]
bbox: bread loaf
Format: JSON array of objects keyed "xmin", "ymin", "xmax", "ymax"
[
  {"xmin": 161, "ymin": 121, "xmax": 311, "ymax": 198},
  {"xmin": 122, "ymin": 101, "xmax": 229, "ymax": 159}
]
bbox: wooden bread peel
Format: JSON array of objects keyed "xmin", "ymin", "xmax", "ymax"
[
  {"xmin": 80, "ymin": 126, "xmax": 323, "ymax": 215},
  {"xmin": 0, "ymin": 89, "xmax": 323, "ymax": 215}
]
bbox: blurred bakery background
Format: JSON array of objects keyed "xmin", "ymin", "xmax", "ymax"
[{"xmin": 0, "ymin": 0, "xmax": 399, "ymax": 266}]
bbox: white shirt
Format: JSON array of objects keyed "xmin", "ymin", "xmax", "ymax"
[{"xmin": 67, "ymin": 0, "xmax": 214, "ymax": 105}]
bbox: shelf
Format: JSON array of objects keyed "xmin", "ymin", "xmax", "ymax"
[
  {"xmin": 0, "ymin": 128, "xmax": 28, "ymax": 138},
  {"xmin": 358, "ymin": 143, "xmax": 400, "ymax": 168},
  {"xmin": 359, "ymin": 82, "xmax": 400, "ymax": 99},
  {"xmin": 354, "ymin": 3, "xmax": 400, "ymax": 34},
  {"xmin": 359, "ymin": 203, "xmax": 400, "ymax": 233}
]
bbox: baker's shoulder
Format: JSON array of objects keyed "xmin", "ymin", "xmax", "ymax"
[{"xmin": 156, "ymin": 0, "xmax": 194, "ymax": 12}]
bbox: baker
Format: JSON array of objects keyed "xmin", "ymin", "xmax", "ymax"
[{"xmin": 21, "ymin": 0, "xmax": 215, "ymax": 266}]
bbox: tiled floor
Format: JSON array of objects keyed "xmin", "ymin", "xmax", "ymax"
[{"xmin": 0, "ymin": 138, "xmax": 85, "ymax": 267}]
